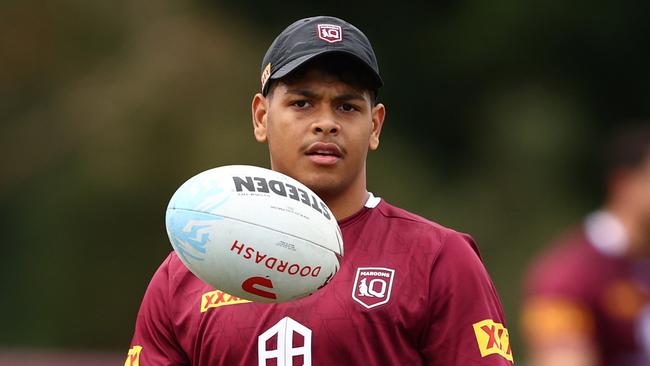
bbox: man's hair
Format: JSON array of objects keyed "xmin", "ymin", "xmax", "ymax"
[
  {"xmin": 266, "ymin": 53, "xmax": 380, "ymax": 105},
  {"xmin": 604, "ymin": 122, "xmax": 650, "ymax": 176}
]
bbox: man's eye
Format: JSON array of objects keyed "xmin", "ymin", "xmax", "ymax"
[
  {"xmin": 292, "ymin": 100, "xmax": 310, "ymax": 108},
  {"xmin": 339, "ymin": 104, "xmax": 358, "ymax": 112}
]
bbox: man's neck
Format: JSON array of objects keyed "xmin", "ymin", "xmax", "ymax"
[
  {"xmin": 320, "ymin": 187, "xmax": 369, "ymax": 221},
  {"xmin": 605, "ymin": 204, "xmax": 650, "ymax": 257}
]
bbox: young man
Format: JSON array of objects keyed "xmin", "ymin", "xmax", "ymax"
[
  {"xmin": 126, "ymin": 16, "xmax": 513, "ymax": 365},
  {"xmin": 521, "ymin": 124, "xmax": 650, "ymax": 366}
]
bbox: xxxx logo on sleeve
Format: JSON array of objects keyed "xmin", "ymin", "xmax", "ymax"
[
  {"xmin": 201, "ymin": 289, "xmax": 250, "ymax": 312},
  {"xmin": 472, "ymin": 319, "xmax": 514, "ymax": 363},
  {"xmin": 124, "ymin": 345, "xmax": 142, "ymax": 366},
  {"xmin": 352, "ymin": 267, "xmax": 395, "ymax": 309}
]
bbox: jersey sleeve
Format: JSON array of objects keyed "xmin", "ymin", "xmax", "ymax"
[
  {"xmin": 421, "ymin": 231, "xmax": 514, "ymax": 365},
  {"xmin": 520, "ymin": 241, "xmax": 596, "ymax": 348},
  {"xmin": 125, "ymin": 253, "xmax": 189, "ymax": 366}
]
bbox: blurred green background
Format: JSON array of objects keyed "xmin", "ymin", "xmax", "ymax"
[{"xmin": 2, "ymin": 0, "xmax": 649, "ymax": 363}]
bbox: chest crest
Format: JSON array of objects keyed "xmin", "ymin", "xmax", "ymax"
[{"xmin": 351, "ymin": 267, "xmax": 395, "ymax": 309}]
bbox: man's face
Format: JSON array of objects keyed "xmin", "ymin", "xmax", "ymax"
[{"xmin": 252, "ymin": 67, "xmax": 385, "ymax": 200}]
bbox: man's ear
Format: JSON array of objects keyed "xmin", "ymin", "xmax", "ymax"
[
  {"xmin": 251, "ymin": 93, "xmax": 269, "ymax": 143},
  {"xmin": 369, "ymin": 103, "xmax": 386, "ymax": 150}
]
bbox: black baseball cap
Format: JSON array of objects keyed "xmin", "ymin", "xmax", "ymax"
[{"xmin": 260, "ymin": 16, "xmax": 383, "ymax": 96}]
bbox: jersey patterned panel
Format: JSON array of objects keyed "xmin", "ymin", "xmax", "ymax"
[{"xmin": 127, "ymin": 198, "xmax": 513, "ymax": 366}]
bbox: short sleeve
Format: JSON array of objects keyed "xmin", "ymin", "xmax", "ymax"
[
  {"xmin": 125, "ymin": 253, "xmax": 189, "ymax": 366},
  {"xmin": 520, "ymin": 241, "xmax": 597, "ymax": 346},
  {"xmin": 420, "ymin": 231, "xmax": 514, "ymax": 365}
]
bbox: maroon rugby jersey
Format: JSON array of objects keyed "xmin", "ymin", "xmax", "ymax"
[
  {"xmin": 126, "ymin": 197, "xmax": 513, "ymax": 365},
  {"xmin": 522, "ymin": 211, "xmax": 650, "ymax": 366}
]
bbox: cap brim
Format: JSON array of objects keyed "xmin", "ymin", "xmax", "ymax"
[{"xmin": 263, "ymin": 50, "xmax": 383, "ymax": 95}]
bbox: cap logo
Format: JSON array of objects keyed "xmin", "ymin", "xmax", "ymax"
[
  {"xmin": 317, "ymin": 24, "xmax": 342, "ymax": 43},
  {"xmin": 261, "ymin": 63, "xmax": 272, "ymax": 89}
]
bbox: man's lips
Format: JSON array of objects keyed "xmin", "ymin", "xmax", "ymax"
[
  {"xmin": 305, "ymin": 142, "xmax": 343, "ymax": 165},
  {"xmin": 305, "ymin": 142, "xmax": 343, "ymax": 157}
]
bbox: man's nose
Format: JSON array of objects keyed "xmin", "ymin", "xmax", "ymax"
[{"xmin": 312, "ymin": 110, "xmax": 340, "ymax": 135}]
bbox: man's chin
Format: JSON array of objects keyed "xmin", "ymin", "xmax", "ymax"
[
  {"xmin": 301, "ymin": 176, "xmax": 342, "ymax": 200},
  {"xmin": 273, "ymin": 166, "xmax": 342, "ymax": 198}
]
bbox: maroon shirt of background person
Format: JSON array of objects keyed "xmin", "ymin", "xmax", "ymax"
[
  {"xmin": 522, "ymin": 225, "xmax": 650, "ymax": 366},
  {"xmin": 126, "ymin": 198, "xmax": 513, "ymax": 366}
]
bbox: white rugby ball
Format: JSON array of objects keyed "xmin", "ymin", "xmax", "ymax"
[{"xmin": 165, "ymin": 165, "xmax": 343, "ymax": 303}]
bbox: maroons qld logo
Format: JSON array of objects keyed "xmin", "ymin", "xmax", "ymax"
[
  {"xmin": 352, "ymin": 267, "xmax": 395, "ymax": 309},
  {"xmin": 317, "ymin": 24, "xmax": 342, "ymax": 43}
]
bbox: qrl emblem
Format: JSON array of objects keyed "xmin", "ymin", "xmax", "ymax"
[
  {"xmin": 352, "ymin": 267, "xmax": 395, "ymax": 309},
  {"xmin": 317, "ymin": 24, "xmax": 342, "ymax": 43}
]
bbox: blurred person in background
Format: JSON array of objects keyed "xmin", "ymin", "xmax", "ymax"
[{"xmin": 521, "ymin": 123, "xmax": 650, "ymax": 366}]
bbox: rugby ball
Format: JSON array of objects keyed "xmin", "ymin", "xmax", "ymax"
[{"xmin": 165, "ymin": 165, "xmax": 344, "ymax": 303}]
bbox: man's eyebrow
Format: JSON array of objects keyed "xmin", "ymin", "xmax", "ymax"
[
  {"xmin": 285, "ymin": 89, "xmax": 319, "ymax": 98},
  {"xmin": 333, "ymin": 93, "xmax": 367, "ymax": 103},
  {"xmin": 284, "ymin": 89, "xmax": 367, "ymax": 102}
]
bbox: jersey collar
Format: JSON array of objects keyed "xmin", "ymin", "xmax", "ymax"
[
  {"xmin": 364, "ymin": 191, "xmax": 381, "ymax": 208},
  {"xmin": 584, "ymin": 210, "xmax": 629, "ymax": 257}
]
